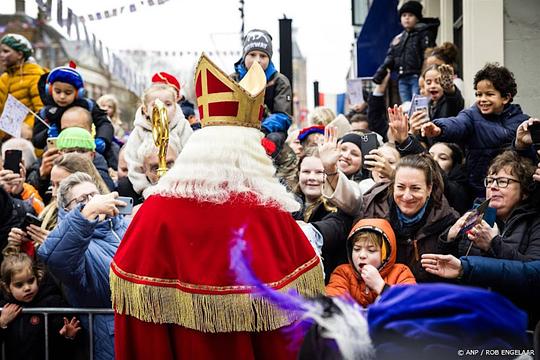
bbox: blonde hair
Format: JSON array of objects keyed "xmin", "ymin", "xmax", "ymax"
[
  {"xmin": 97, "ymin": 94, "xmax": 121, "ymax": 124},
  {"xmin": 154, "ymin": 126, "xmax": 300, "ymax": 212},
  {"xmin": 308, "ymin": 107, "xmax": 336, "ymax": 126},
  {"xmin": 351, "ymin": 232, "xmax": 382, "ymax": 249},
  {"xmin": 141, "ymin": 83, "xmax": 177, "ymax": 110}
]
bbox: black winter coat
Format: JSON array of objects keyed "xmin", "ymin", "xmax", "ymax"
[
  {"xmin": 445, "ymin": 195, "xmax": 540, "ymax": 262},
  {"xmin": 373, "ymin": 18, "xmax": 440, "ymax": 83},
  {"xmin": 0, "ymin": 275, "xmax": 82, "ymax": 360},
  {"xmin": 311, "ymin": 211, "xmax": 353, "ymax": 283},
  {"xmin": 429, "ymin": 87, "xmax": 464, "ymax": 120}
]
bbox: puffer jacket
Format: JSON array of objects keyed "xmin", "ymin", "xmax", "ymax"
[
  {"xmin": 360, "ymin": 182, "xmax": 459, "ymax": 282},
  {"xmin": 0, "ymin": 62, "xmax": 46, "ymax": 133},
  {"xmin": 37, "ymin": 206, "xmax": 128, "ymax": 360},
  {"xmin": 373, "ymin": 18, "xmax": 440, "ymax": 83},
  {"xmin": 433, "ymin": 103, "xmax": 528, "ymax": 197},
  {"xmin": 124, "ymin": 105, "xmax": 192, "ymax": 197},
  {"xmin": 459, "ymin": 256, "xmax": 540, "ymax": 329},
  {"xmin": 326, "ymin": 219, "xmax": 416, "ymax": 307}
]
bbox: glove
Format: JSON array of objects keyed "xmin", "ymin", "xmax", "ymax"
[
  {"xmin": 47, "ymin": 124, "xmax": 59, "ymax": 138},
  {"xmin": 261, "ymin": 138, "xmax": 278, "ymax": 158},
  {"xmin": 261, "ymin": 113, "xmax": 291, "ymax": 134},
  {"xmin": 94, "ymin": 137, "xmax": 106, "ymax": 154}
]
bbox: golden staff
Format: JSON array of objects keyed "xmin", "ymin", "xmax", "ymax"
[{"xmin": 151, "ymin": 99, "xmax": 170, "ymax": 178}]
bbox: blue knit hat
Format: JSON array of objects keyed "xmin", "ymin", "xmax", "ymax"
[{"xmin": 47, "ymin": 66, "xmax": 84, "ymax": 89}]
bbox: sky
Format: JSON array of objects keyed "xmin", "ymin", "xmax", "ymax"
[{"xmin": 1, "ymin": 0, "xmax": 356, "ymax": 106}]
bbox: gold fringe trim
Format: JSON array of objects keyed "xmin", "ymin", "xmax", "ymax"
[{"xmin": 110, "ymin": 263, "xmax": 324, "ymax": 333}]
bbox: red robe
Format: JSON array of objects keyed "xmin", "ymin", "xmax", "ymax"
[{"xmin": 111, "ymin": 193, "xmax": 324, "ymax": 359}]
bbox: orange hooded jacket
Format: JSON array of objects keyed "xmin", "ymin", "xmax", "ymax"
[{"xmin": 325, "ymin": 218, "xmax": 416, "ymax": 307}]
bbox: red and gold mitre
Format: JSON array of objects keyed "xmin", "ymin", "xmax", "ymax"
[{"xmin": 194, "ymin": 53, "xmax": 266, "ymax": 129}]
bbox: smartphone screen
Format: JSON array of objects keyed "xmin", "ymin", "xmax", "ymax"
[
  {"xmin": 529, "ymin": 123, "xmax": 540, "ymax": 145},
  {"xmin": 3, "ymin": 149, "xmax": 22, "ymax": 174},
  {"xmin": 22, "ymin": 213, "xmax": 43, "ymax": 230}
]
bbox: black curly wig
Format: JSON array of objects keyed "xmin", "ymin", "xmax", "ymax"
[{"xmin": 473, "ymin": 63, "xmax": 517, "ymax": 102}]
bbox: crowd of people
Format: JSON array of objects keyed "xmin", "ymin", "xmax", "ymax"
[{"xmin": 0, "ymin": 1, "xmax": 539, "ymax": 358}]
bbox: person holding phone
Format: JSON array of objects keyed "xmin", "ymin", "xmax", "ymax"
[
  {"xmin": 441, "ymin": 151, "xmax": 540, "ymax": 262},
  {"xmin": 37, "ymin": 172, "xmax": 128, "ymax": 360},
  {"xmin": 0, "ymin": 149, "xmax": 44, "ymax": 215}
]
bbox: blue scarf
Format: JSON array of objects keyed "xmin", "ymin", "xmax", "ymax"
[
  {"xmin": 396, "ymin": 198, "xmax": 429, "ymax": 228},
  {"xmin": 235, "ymin": 60, "xmax": 277, "ymax": 81}
]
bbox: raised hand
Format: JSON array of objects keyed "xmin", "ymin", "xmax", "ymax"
[
  {"xmin": 421, "ymin": 254, "xmax": 462, "ymax": 279},
  {"xmin": 438, "ymin": 64, "xmax": 455, "ymax": 93},
  {"xmin": 59, "ymin": 316, "xmax": 81, "ymax": 339},
  {"xmin": 317, "ymin": 126, "xmax": 340, "ymax": 175},
  {"xmin": 387, "ymin": 105, "xmax": 409, "ymax": 144}
]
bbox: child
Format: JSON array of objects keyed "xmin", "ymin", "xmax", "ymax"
[
  {"xmin": 32, "ymin": 64, "xmax": 114, "ymax": 157},
  {"xmin": 421, "ymin": 63, "xmax": 531, "ymax": 198},
  {"xmin": 0, "ymin": 253, "xmax": 81, "ymax": 359},
  {"xmin": 124, "ymin": 75, "xmax": 192, "ymax": 198},
  {"xmin": 372, "ymin": 1, "xmax": 439, "ymax": 102},
  {"xmin": 423, "ymin": 64, "xmax": 464, "ymax": 119},
  {"xmin": 97, "ymin": 94, "xmax": 125, "ymax": 140},
  {"xmin": 326, "ymin": 218, "xmax": 416, "ymax": 307},
  {"xmin": 232, "ymin": 29, "xmax": 292, "ymax": 158}
]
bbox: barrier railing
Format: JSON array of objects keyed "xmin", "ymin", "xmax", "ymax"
[{"xmin": 0, "ymin": 307, "xmax": 114, "ymax": 360}]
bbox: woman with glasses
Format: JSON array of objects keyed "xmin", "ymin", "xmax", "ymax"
[
  {"xmin": 442, "ymin": 150, "xmax": 540, "ymax": 261},
  {"xmin": 36, "ymin": 172, "xmax": 128, "ymax": 360}
]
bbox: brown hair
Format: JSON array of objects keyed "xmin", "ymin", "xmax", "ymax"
[
  {"xmin": 488, "ymin": 150, "xmax": 535, "ymax": 198},
  {"xmin": 0, "ymin": 253, "xmax": 44, "ymax": 297},
  {"xmin": 389, "ymin": 153, "xmax": 445, "ymax": 207}
]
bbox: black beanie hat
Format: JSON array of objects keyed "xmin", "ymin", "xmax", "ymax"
[
  {"xmin": 243, "ymin": 29, "xmax": 273, "ymax": 58},
  {"xmin": 399, "ymin": 1, "xmax": 423, "ymax": 20},
  {"xmin": 340, "ymin": 133, "xmax": 364, "ymax": 153}
]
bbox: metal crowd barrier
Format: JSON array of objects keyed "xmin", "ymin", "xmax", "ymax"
[{"xmin": 0, "ymin": 307, "xmax": 114, "ymax": 360}]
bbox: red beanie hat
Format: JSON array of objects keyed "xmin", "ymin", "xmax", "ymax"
[{"xmin": 151, "ymin": 72, "xmax": 181, "ymax": 97}]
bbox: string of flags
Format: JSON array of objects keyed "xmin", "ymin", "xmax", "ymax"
[
  {"xmin": 76, "ymin": 0, "xmax": 171, "ymax": 23},
  {"xmin": 118, "ymin": 49, "xmax": 242, "ymax": 58}
]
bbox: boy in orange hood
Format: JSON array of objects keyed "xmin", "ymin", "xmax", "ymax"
[{"xmin": 326, "ymin": 218, "xmax": 416, "ymax": 307}]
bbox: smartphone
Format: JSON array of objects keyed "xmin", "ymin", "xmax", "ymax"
[
  {"xmin": 47, "ymin": 137, "xmax": 58, "ymax": 150},
  {"xmin": 117, "ymin": 196, "xmax": 134, "ymax": 215},
  {"xmin": 3, "ymin": 149, "xmax": 22, "ymax": 174},
  {"xmin": 22, "ymin": 213, "xmax": 43, "ymax": 230},
  {"xmin": 410, "ymin": 95, "xmax": 430, "ymax": 121},
  {"xmin": 359, "ymin": 133, "xmax": 379, "ymax": 169},
  {"xmin": 459, "ymin": 198, "xmax": 491, "ymax": 236},
  {"xmin": 529, "ymin": 123, "xmax": 540, "ymax": 151}
]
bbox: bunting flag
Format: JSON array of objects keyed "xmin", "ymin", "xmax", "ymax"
[
  {"xmin": 117, "ymin": 49, "xmax": 242, "ymax": 58},
  {"xmin": 71, "ymin": 0, "xmax": 171, "ymax": 22},
  {"xmin": 56, "ymin": 0, "xmax": 63, "ymax": 26}
]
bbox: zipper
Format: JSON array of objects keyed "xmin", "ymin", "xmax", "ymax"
[{"xmin": 109, "ymin": 219, "xmax": 121, "ymax": 242}]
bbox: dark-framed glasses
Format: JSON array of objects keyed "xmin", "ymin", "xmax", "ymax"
[{"xmin": 484, "ymin": 177, "xmax": 519, "ymax": 188}]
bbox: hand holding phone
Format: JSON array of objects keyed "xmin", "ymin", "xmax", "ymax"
[
  {"xmin": 47, "ymin": 137, "xmax": 58, "ymax": 150},
  {"xmin": 3, "ymin": 149, "xmax": 22, "ymax": 174},
  {"xmin": 359, "ymin": 133, "xmax": 379, "ymax": 169},
  {"xmin": 22, "ymin": 213, "xmax": 43, "ymax": 230},
  {"xmin": 117, "ymin": 196, "xmax": 134, "ymax": 215}
]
